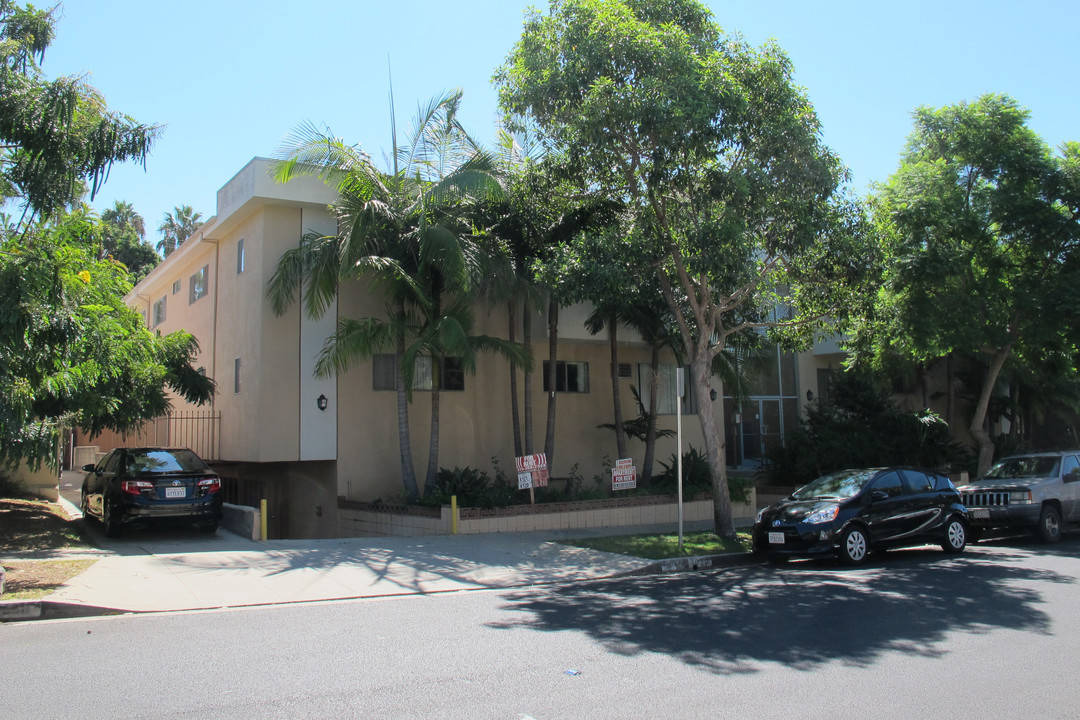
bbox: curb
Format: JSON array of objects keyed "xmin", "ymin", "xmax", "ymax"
[
  {"xmin": 621, "ymin": 550, "xmax": 763, "ymax": 576},
  {"xmin": 0, "ymin": 599, "xmax": 130, "ymax": 622}
]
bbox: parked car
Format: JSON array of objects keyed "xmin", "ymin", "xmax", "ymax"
[
  {"xmin": 958, "ymin": 450, "xmax": 1080, "ymax": 543},
  {"xmin": 81, "ymin": 447, "xmax": 223, "ymax": 537},
  {"xmin": 752, "ymin": 467, "xmax": 969, "ymax": 565}
]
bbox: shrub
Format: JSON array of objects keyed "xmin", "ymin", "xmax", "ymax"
[{"xmin": 764, "ymin": 370, "xmax": 971, "ymax": 487}]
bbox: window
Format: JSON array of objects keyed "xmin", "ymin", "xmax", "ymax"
[
  {"xmin": 637, "ymin": 363, "xmax": 696, "ymax": 414},
  {"xmin": 1064, "ymin": 455, "xmax": 1080, "ymax": 482},
  {"xmin": 233, "ymin": 357, "xmax": 242, "ymax": 394},
  {"xmin": 872, "ymin": 471, "xmax": 905, "ymax": 498},
  {"xmin": 372, "ymin": 354, "xmax": 465, "ymax": 391},
  {"xmin": 236, "ymin": 238, "xmax": 245, "ymax": 274},
  {"xmin": 543, "ymin": 360, "xmax": 589, "ymax": 393},
  {"xmin": 171, "ymin": 279, "xmax": 181, "ymax": 295},
  {"xmin": 189, "ymin": 265, "xmax": 209, "ymax": 304},
  {"xmin": 617, "ymin": 363, "xmax": 632, "ymax": 378},
  {"xmin": 152, "ymin": 296, "xmax": 166, "ymax": 327},
  {"xmin": 901, "ymin": 469, "xmax": 934, "ymax": 494}
]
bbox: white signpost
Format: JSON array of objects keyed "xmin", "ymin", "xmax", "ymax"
[{"xmin": 612, "ymin": 458, "xmax": 637, "ymax": 491}]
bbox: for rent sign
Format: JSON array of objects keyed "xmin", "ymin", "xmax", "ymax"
[
  {"xmin": 612, "ymin": 458, "xmax": 637, "ymax": 491},
  {"xmin": 515, "ymin": 453, "xmax": 549, "ymax": 489}
]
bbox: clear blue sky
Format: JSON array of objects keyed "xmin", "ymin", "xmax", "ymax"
[{"xmin": 45, "ymin": 0, "xmax": 1079, "ymax": 243}]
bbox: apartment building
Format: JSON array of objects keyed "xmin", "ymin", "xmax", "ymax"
[{"xmin": 89, "ymin": 157, "xmax": 834, "ymax": 538}]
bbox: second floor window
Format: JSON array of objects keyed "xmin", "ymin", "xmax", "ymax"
[
  {"xmin": 152, "ymin": 296, "xmax": 166, "ymax": 327},
  {"xmin": 189, "ymin": 265, "xmax": 209, "ymax": 304}
]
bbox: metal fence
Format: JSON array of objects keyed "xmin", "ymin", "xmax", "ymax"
[{"xmin": 153, "ymin": 411, "xmax": 220, "ymax": 460}]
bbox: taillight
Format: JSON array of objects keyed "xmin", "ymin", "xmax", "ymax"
[
  {"xmin": 198, "ymin": 476, "xmax": 221, "ymax": 493},
  {"xmin": 121, "ymin": 480, "xmax": 153, "ymax": 495}
]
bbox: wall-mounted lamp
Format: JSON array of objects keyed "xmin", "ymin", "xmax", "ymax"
[
  {"xmin": 806, "ymin": 390, "xmax": 814, "ymax": 401},
  {"xmin": 317, "ymin": 394, "xmax": 328, "ymax": 411},
  {"xmin": 709, "ymin": 388, "xmax": 718, "ymax": 401}
]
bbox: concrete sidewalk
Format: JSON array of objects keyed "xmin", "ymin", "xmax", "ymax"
[{"xmin": 1, "ymin": 502, "xmax": 751, "ymax": 621}]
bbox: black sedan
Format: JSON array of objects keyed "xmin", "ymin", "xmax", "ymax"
[
  {"xmin": 752, "ymin": 467, "xmax": 969, "ymax": 565},
  {"xmin": 81, "ymin": 447, "xmax": 223, "ymax": 537}
]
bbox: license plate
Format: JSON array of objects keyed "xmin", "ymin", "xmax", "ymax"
[
  {"xmin": 165, "ymin": 487, "xmax": 187, "ymax": 498},
  {"xmin": 971, "ymin": 508, "xmax": 990, "ymax": 520},
  {"xmin": 768, "ymin": 532, "xmax": 785, "ymax": 545}
]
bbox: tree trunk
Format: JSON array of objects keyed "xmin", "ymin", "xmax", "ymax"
[
  {"xmin": 946, "ymin": 353, "xmax": 955, "ymax": 429},
  {"xmin": 544, "ymin": 298, "xmax": 558, "ymax": 469},
  {"xmin": 395, "ymin": 301, "xmax": 419, "ymax": 501},
  {"xmin": 609, "ymin": 314, "xmax": 627, "ymax": 460},
  {"xmin": 508, "ymin": 299, "xmax": 522, "ymax": 457},
  {"xmin": 690, "ymin": 350, "xmax": 734, "ymax": 539},
  {"xmin": 971, "ymin": 346, "xmax": 1011, "ymax": 476},
  {"xmin": 523, "ymin": 308, "xmax": 534, "ymax": 453},
  {"xmin": 641, "ymin": 343, "xmax": 660, "ymax": 483},
  {"xmin": 425, "ymin": 381, "xmax": 440, "ymax": 494}
]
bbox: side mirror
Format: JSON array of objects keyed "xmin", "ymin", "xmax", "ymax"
[
  {"xmin": 871, "ymin": 490, "xmax": 890, "ymax": 503},
  {"xmin": 81, "ymin": 463, "xmax": 96, "ymax": 472}
]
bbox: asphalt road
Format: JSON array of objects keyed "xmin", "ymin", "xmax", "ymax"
[{"xmin": 4, "ymin": 536, "xmax": 1080, "ymax": 719}]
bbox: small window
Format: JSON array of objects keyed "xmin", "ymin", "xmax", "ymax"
[
  {"xmin": 172, "ymin": 279, "xmax": 181, "ymax": 295},
  {"xmin": 372, "ymin": 354, "xmax": 464, "ymax": 391},
  {"xmin": 189, "ymin": 265, "xmax": 209, "ymax": 304},
  {"xmin": 1064, "ymin": 455, "xmax": 1080, "ymax": 482},
  {"xmin": 901, "ymin": 469, "xmax": 934, "ymax": 494},
  {"xmin": 233, "ymin": 357, "xmax": 242, "ymax": 394},
  {"xmin": 637, "ymin": 363, "xmax": 696, "ymax": 414},
  {"xmin": 373, "ymin": 354, "xmax": 397, "ymax": 391},
  {"xmin": 872, "ymin": 471, "xmax": 905, "ymax": 498},
  {"xmin": 237, "ymin": 238, "xmax": 245, "ymax": 274},
  {"xmin": 152, "ymin": 296, "xmax": 166, "ymax": 327},
  {"xmin": 617, "ymin": 363, "xmax": 632, "ymax": 378},
  {"xmin": 543, "ymin": 360, "xmax": 589, "ymax": 393}
]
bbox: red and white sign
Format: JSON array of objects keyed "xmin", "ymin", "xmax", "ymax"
[
  {"xmin": 612, "ymin": 458, "xmax": 637, "ymax": 490},
  {"xmin": 515, "ymin": 453, "xmax": 549, "ymax": 489}
]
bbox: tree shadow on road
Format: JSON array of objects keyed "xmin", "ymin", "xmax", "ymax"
[{"xmin": 489, "ymin": 544, "xmax": 1075, "ymax": 675}]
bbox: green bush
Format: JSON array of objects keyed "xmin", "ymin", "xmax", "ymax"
[
  {"xmin": 764, "ymin": 370, "xmax": 971, "ymax": 487},
  {"xmin": 653, "ymin": 446, "xmax": 753, "ymax": 503}
]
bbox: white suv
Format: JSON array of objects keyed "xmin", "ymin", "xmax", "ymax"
[{"xmin": 958, "ymin": 451, "xmax": 1080, "ymax": 543}]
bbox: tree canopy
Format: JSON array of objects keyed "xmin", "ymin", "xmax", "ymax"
[
  {"xmin": 0, "ymin": 0, "xmax": 160, "ymax": 227},
  {"xmin": 497, "ymin": 0, "xmax": 870, "ymax": 536},
  {"xmin": 855, "ymin": 94, "xmax": 1080, "ymax": 474}
]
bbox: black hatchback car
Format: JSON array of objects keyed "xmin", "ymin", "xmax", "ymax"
[
  {"xmin": 752, "ymin": 467, "xmax": 969, "ymax": 565},
  {"xmin": 81, "ymin": 447, "xmax": 223, "ymax": 537}
]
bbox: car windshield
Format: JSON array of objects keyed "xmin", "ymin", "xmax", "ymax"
[
  {"xmin": 129, "ymin": 449, "xmax": 209, "ymax": 474},
  {"xmin": 985, "ymin": 456, "xmax": 1060, "ymax": 480},
  {"xmin": 792, "ymin": 469, "xmax": 877, "ymax": 500}
]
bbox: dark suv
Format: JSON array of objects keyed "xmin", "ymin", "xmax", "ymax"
[
  {"xmin": 958, "ymin": 451, "xmax": 1080, "ymax": 543},
  {"xmin": 81, "ymin": 447, "xmax": 223, "ymax": 537}
]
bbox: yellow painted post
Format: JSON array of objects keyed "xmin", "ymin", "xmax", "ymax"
[
  {"xmin": 451, "ymin": 495, "xmax": 458, "ymax": 535},
  {"xmin": 260, "ymin": 498, "xmax": 268, "ymax": 541}
]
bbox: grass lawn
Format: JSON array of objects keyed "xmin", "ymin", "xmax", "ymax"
[
  {"xmin": 563, "ymin": 529, "xmax": 753, "ymax": 560},
  {"xmin": 1, "ymin": 496, "xmax": 97, "ymax": 601}
]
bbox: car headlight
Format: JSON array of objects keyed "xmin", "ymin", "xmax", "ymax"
[
  {"xmin": 804, "ymin": 505, "xmax": 839, "ymax": 525},
  {"xmin": 1010, "ymin": 490, "xmax": 1033, "ymax": 504},
  {"xmin": 755, "ymin": 508, "xmax": 767, "ymax": 524}
]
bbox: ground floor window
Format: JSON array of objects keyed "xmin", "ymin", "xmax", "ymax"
[
  {"xmin": 543, "ymin": 360, "xmax": 589, "ymax": 393},
  {"xmin": 373, "ymin": 354, "xmax": 464, "ymax": 391}
]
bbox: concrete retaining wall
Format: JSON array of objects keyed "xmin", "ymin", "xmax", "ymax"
[
  {"xmin": 338, "ymin": 491, "xmax": 756, "ymax": 537},
  {"xmin": 222, "ymin": 502, "xmax": 261, "ymax": 541}
]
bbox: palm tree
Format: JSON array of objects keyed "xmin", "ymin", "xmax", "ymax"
[
  {"xmin": 101, "ymin": 200, "xmax": 145, "ymax": 239},
  {"xmin": 156, "ymin": 204, "xmax": 203, "ymax": 257},
  {"xmin": 268, "ymin": 89, "xmax": 528, "ymax": 500}
]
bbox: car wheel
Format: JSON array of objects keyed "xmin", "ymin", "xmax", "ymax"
[
  {"xmin": 102, "ymin": 502, "xmax": 122, "ymax": 538},
  {"xmin": 839, "ymin": 526, "xmax": 869, "ymax": 565},
  {"xmin": 200, "ymin": 520, "xmax": 219, "ymax": 534},
  {"xmin": 80, "ymin": 488, "xmax": 89, "ymax": 516},
  {"xmin": 1036, "ymin": 505, "xmax": 1063, "ymax": 543},
  {"xmin": 942, "ymin": 516, "xmax": 967, "ymax": 553}
]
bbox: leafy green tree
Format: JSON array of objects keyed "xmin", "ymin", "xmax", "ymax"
[
  {"xmin": 156, "ymin": 204, "xmax": 203, "ymax": 258},
  {"xmin": 269, "ymin": 90, "xmax": 528, "ymax": 500},
  {"xmin": 101, "ymin": 200, "xmax": 158, "ymax": 281},
  {"xmin": 856, "ymin": 95, "xmax": 1080, "ymax": 475},
  {"xmin": 497, "ymin": 0, "xmax": 867, "ymax": 537},
  {"xmin": 0, "ymin": 211, "xmax": 214, "ymax": 470},
  {"xmin": 0, "ymin": 1, "xmax": 160, "ymax": 227}
]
